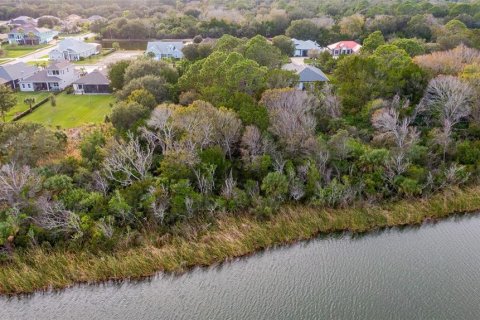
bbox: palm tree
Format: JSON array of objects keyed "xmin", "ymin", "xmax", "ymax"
[
  {"xmin": 24, "ymin": 97, "xmax": 36, "ymax": 113},
  {"xmin": 26, "ymin": 32, "xmax": 36, "ymax": 46}
]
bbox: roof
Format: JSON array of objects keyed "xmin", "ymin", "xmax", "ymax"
[
  {"xmin": 73, "ymin": 70, "xmax": 109, "ymax": 85},
  {"xmin": 327, "ymin": 41, "xmax": 362, "ymax": 52},
  {"xmin": 10, "ymin": 16, "xmax": 36, "ymax": 24},
  {"xmin": 20, "ymin": 70, "xmax": 61, "ymax": 83},
  {"xmin": 292, "ymin": 38, "xmax": 322, "ymax": 51},
  {"xmin": 282, "ymin": 63, "xmax": 329, "ymax": 82},
  {"xmin": 0, "ymin": 77, "xmax": 8, "ymax": 85},
  {"xmin": 146, "ymin": 41, "xmax": 184, "ymax": 55},
  {"xmin": 55, "ymin": 38, "xmax": 99, "ymax": 54},
  {"xmin": 10, "ymin": 25, "xmax": 54, "ymax": 34},
  {"xmin": 0, "ymin": 62, "xmax": 38, "ymax": 81},
  {"xmin": 46, "ymin": 60, "xmax": 73, "ymax": 70}
]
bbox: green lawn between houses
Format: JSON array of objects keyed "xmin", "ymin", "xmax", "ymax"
[
  {"xmin": 6, "ymin": 92, "xmax": 50, "ymax": 122},
  {"xmin": 2, "ymin": 44, "xmax": 49, "ymax": 58},
  {"xmin": 19, "ymin": 93, "xmax": 114, "ymax": 128}
]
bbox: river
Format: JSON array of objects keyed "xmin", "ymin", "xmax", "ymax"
[{"xmin": 2, "ymin": 214, "xmax": 480, "ymax": 319}]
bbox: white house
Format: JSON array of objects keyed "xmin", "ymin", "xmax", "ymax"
[
  {"xmin": 282, "ymin": 63, "xmax": 329, "ymax": 90},
  {"xmin": 49, "ymin": 38, "xmax": 101, "ymax": 61},
  {"xmin": 146, "ymin": 41, "xmax": 184, "ymax": 60},
  {"xmin": 327, "ymin": 41, "xmax": 362, "ymax": 57},
  {"xmin": 292, "ymin": 38, "xmax": 324, "ymax": 57},
  {"xmin": 8, "ymin": 25, "xmax": 58, "ymax": 45},
  {"xmin": 19, "ymin": 60, "xmax": 80, "ymax": 92},
  {"xmin": 0, "ymin": 62, "xmax": 38, "ymax": 89}
]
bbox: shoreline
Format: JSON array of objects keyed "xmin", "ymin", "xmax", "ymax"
[{"xmin": 2, "ymin": 186, "xmax": 480, "ymax": 296}]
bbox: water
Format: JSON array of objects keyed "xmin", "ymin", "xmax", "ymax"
[{"xmin": 3, "ymin": 214, "xmax": 480, "ymax": 319}]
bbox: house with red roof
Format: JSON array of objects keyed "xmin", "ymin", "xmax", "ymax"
[{"xmin": 327, "ymin": 41, "xmax": 362, "ymax": 58}]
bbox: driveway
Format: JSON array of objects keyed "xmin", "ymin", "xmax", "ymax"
[
  {"xmin": 290, "ymin": 57, "xmax": 307, "ymax": 65},
  {"xmin": 4, "ymin": 33, "xmax": 97, "ymax": 65},
  {"xmin": 79, "ymin": 50, "xmax": 144, "ymax": 72}
]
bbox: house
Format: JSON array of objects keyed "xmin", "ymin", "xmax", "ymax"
[
  {"xmin": 0, "ymin": 62, "xmax": 39, "ymax": 89},
  {"xmin": 282, "ymin": 63, "xmax": 329, "ymax": 90},
  {"xmin": 9, "ymin": 16, "xmax": 37, "ymax": 27},
  {"xmin": 19, "ymin": 60, "xmax": 80, "ymax": 92},
  {"xmin": 8, "ymin": 25, "xmax": 58, "ymax": 45},
  {"xmin": 292, "ymin": 38, "xmax": 323, "ymax": 57},
  {"xmin": 146, "ymin": 41, "xmax": 184, "ymax": 59},
  {"xmin": 49, "ymin": 38, "xmax": 101, "ymax": 61},
  {"xmin": 327, "ymin": 41, "xmax": 362, "ymax": 57},
  {"xmin": 72, "ymin": 69, "xmax": 110, "ymax": 94}
]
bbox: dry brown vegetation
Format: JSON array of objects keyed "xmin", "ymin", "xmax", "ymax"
[{"xmin": 414, "ymin": 45, "xmax": 480, "ymax": 76}]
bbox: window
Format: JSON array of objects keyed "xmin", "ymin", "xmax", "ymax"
[
  {"xmin": 22, "ymin": 84, "xmax": 25, "ymax": 88},
  {"xmin": 28, "ymin": 84, "xmax": 31, "ymax": 88}
]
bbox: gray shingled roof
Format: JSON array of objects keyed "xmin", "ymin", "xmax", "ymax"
[
  {"xmin": 20, "ymin": 70, "xmax": 61, "ymax": 83},
  {"xmin": 55, "ymin": 38, "xmax": 99, "ymax": 54},
  {"xmin": 146, "ymin": 41, "xmax": 184, "ymax": 56},
  {"xmin": 46, "ymin": 60, "xmax": 73, "ymax": 70},
  {"xmin": 292, "ymin": 38, "xmax": 322, "ymax": 51},
  {"xmin": 73, "ymin": 70, "xmax": 109, "ymax": 85},
  {"xmin": 0, "ymin": 62, "xmax": 38, "ymax": 81},
  {"xmin": 282, "ymin": 63, "xmax": 329, "ymax": 82},
  {"xmin": 0, "ymin": 77, "xmax": 8, "ymax": 84}
]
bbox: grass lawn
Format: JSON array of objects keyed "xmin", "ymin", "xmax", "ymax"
[
  {"xmin": 20, "ymin": 93, "xmax": 114, "ymax": 128},
  {"xmin": 6, "ymin": 92, "xmax": 50, "ymax": 122},
  {"xmin": 3, "ymin": 44, "xmax": 49, "ymax": 58},
  {"xmin": 73, "ymin": 50, "xmax": 114, "ymax": 65}
]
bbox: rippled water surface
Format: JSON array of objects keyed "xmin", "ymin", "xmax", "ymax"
[{"xmin": 3, "ymin": 215, "xmax": 480, "ymax": 319}]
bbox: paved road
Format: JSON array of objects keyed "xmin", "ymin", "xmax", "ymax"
[{"xmin": 5, "ymin": 33, "xmax": 97, "ymax": 65}]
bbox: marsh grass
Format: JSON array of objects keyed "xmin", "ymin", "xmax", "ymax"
[{"xmin": 2, "ymin": 186, "xmax": 480, "ymax": 295}]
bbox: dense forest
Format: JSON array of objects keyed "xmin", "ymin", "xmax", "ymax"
[{"xmin": 2, "ymin": 0, "xmax": 480, "ymax": 262}]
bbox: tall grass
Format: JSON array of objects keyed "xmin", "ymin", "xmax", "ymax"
[{"xmin": 2, "ymin": 186, "xmax": 480, "ymax": 295}]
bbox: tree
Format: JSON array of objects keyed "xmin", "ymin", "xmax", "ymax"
[
  {"xmin": 103, "ymin": 132, "xmax": 155, "ymax": 186},
  {"xmin": 362, "ymin": 31, "xmax": 385, "ymax": 52},
  {"xmin": 123, "ymin": 59, "xmax": 178, "ymax": 84},
  {"xmin": 420, "ymin": 75, "xmax": 474, "ymax": 160},
  {"xmin": 260, "ymin": 88, "xmax": 318, "ymax": 156},
  {"xmin": 24, "ymin": 97, "xmax": 35, "ymax": 113},
  {"xmin": 390, "ymin": 38, "xmax": 425, "ymax": 57},
  {"xmin": 110, "ymin": 101, "xmax": 149, "ymax": 131},
  {"xmin": 272, "ymin": 35, "xmax": 295, "ymax": 56},
  {"xmin": 286, "ymin": 19, "xmax": 318, "ymax": 41},
  {"xmin": 0, "ymin": 85, "xmax": 16, "ymax": 122},
  {"xmin": 339, "ymin": 14, "xmax": 365, "ymax": 39},
  {"xmin": 108, "ymin": 60, "xmax": 131, "ymax": 91},
  {"xmin": 127, "ymin": 89, "xmax": 157, "ymax": 109},
  {"xmin": 242, "ymin": 35, "xmax": 284, "ymax": 68},
  {"xmin": 118, "ymin": 75, "xmax": 170, "ymax": 103}
]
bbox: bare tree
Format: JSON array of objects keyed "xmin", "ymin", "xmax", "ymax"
[
  {"xmin": 193, "ymin": 164, "xmax": 216, "ymax": 195},
  {"xmin": 103, "ymin": 132, "xmax": 155, "ymax": 186},
  {"xmin": 35, "ymin": 197, "xmax": 81, "ymax": 236},
  {"xmin": 148, "ymin": 185, "xmax": 170, "ymax": 224},
  {"xmin": 144, "ymin": 104, "xmax": 177, "ymax": 154},
  {"xmin": 320, "ymin": 84, "xmax": 341, "ymax": 118},
  {"xmin": 0, "ymin": 163, "xmax": 41, "ymax": 206},
  {"xmin": 261, "ymin": 88, "xmax": 319, "ymax": 156},
  {"xmin": 420, "ymin": 75, "xmax": 474, "ymax": 160},
  {"xmin": 221, "ymin": 170, "xmax": 237, "ymax": 199}
]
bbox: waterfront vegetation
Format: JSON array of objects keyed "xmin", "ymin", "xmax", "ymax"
[
  {"xmin": 3, "ymin": 0, "xmax": 480, "ymax": 295},
  {"xmin": 1, "ymin": 186, "xmax": 480, "ymax": 295}
]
